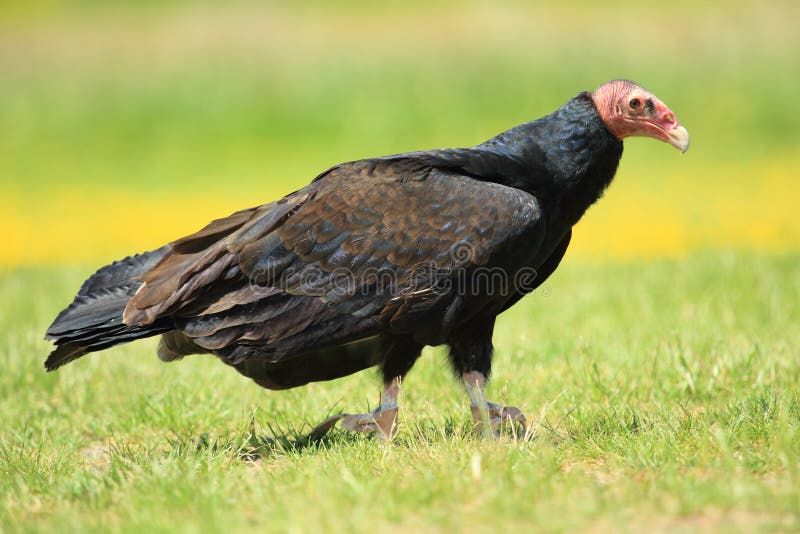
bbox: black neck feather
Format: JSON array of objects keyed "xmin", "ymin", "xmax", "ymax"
[
  {"xmin": 422, "ymin": 93, "xmax": 623, "ymax": 226},
  {"xmin": 375, "ymin": 92, "xmax": 624, "ymax": 227}
]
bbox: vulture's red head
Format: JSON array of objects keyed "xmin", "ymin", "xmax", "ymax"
[{"xmin": 592, "ymin": 80, "xmax": 689, "ymax": 153}]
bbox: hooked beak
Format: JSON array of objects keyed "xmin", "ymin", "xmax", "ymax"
[
  {"xmin": 665, "ymin": 124, "xmax": 690, "ymax": 153},
  {"xmin": 649, "ymin": 99, "xmax": 690, "ymax": 153}
]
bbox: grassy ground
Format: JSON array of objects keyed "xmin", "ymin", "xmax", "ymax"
[{"xmin": 1, "ymin": 252, "xmax": 799, "ymax": 532}]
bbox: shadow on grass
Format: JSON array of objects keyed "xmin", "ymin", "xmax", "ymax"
[
  {"xmin": 173, "ymin": 412, "xmax": 558, "ymax": 462},
  {"xmin": 166, "ymin": 419, "xmax": 348, "ymax": 462},
  {"xmin": 165, "ymin": 416, "xmax": 520, "ymax": 462},
  {"xmin": 162, "ymin": 401, "xmax": 593, "ymax": 462}
]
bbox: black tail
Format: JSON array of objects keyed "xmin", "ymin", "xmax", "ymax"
[{"xmin": 44, "ymin": 246, "xmax": 173, "ymax": 371}]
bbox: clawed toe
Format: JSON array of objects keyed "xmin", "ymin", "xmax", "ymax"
[
  {"xmin": 309, "ymin": 407, "xmax": 398, "ymax": 441},
  {"xmin": 309, "ymin": 378, "xmax": 401, "ymax": 441},
  {"xmin": 341, "ymin": 408, "xmax": 398, "ymax": 436},
  {"xmin": 471, "ymin": 402, "xmax": 527, "ymax": 434}
]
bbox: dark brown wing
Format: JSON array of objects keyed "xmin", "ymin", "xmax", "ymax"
[{"xmin": 123, "ymin": 155, "xmax": 546, "ymax": 360}]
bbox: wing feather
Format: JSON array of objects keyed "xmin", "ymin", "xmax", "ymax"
[{"xmin": 121, "ymin": 153, "xmax": 546, "ymax": 357}]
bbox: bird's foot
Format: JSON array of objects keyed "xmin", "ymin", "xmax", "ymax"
[
  {"xmin": 309, "ymin": 407, "xmax": 398, "ymax": 441},
  {"xmin": 309, "ymin": 378, "xmax": 401, "ymax": 442},
  {"xmin": 462, "ymin": 371, "xmax": 526, "ymax": 437},
  {"xmin": 471, "ymin": 402, "xmax": 527, "ymax": 434}
]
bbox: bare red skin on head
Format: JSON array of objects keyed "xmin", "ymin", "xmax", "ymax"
[{"xmin": 591, "ymin": 80, "xmax": 683, "ymax": 145}]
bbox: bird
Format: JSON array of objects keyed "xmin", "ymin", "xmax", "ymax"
[{"xmin": 44, "ymin": 79, "xmax": 689, "ymax": 439}]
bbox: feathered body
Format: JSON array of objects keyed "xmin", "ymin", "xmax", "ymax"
[{"xmin": 45, "ymin": 82, "xmax": 686, "ymax": 403}]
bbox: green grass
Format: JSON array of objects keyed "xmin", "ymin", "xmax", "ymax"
[{"xmin": 2, "ymin": 252, "xmax": 799, "ymax": 532}]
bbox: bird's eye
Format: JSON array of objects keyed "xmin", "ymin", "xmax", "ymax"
[{"xmin": 629, "ymin": 98, "xmax": 641, "ymax": 109}]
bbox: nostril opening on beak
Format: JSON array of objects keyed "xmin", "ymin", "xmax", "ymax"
[{"xmin": 664, "ymin": 112, "xmax": 676, "ymax": 125}]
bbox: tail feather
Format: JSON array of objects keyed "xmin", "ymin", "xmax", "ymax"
[
  {"xmin": 46, "ymin": 321, "xmax": 173, "ymax": 371},
  {"xmin": 44, "ymin": 246, "xmax": 173, "ymax": 371},
  {"xmin": 76, "ymin": 246, "xmax": 171, "ymax": 298},
  {"xmin": 45, "ymin": 284, "xmax": 141, "ymax": 340}
]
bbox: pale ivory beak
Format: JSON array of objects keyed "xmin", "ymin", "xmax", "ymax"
[{"xmin": 666, "ymin": 124, "xmax": 690, "ymax": 153}]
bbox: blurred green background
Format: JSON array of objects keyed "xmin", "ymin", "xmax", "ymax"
[{"xmin": 2, "ymin": 0, "xmax": 798, "ymax": 265}]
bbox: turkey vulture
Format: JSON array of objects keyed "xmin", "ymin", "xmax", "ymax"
[{"xmin": 45, "ymin": 80, "xmax": 689, "ymax": 439}]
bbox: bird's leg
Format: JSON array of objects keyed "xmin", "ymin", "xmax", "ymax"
[
  {"xmin": 309, "ymin": 378, "xmax": 401, "ymax": 441},
  {"xmin": 462, "ymin": 371, "xmax": 526, "ymax": 436},
  {"xmin": 309, "ymin": 336, "xmax": 422, "ymax": 442},
  {"xmin": 447, "ymin": 318, "xmax": 527, "ymax": 436}
]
